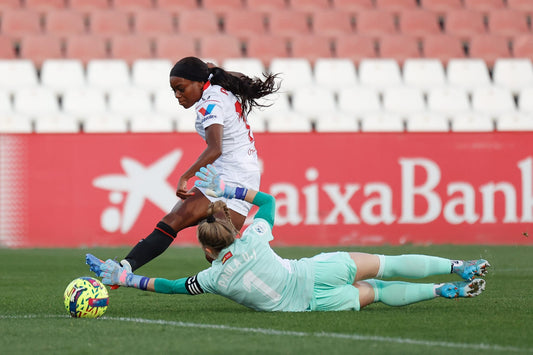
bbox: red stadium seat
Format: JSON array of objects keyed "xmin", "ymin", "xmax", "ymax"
[
  {"xmin": 374, "ymin": 0, "xmax": 418, "ymax": 12},
  {"xmin": 487, "ymin": 10, "xmax": 530, "ymax": 37},
  {"xmin": 468, "ymin": 34, "xmax": 511, "ymax": 68},
  {"xmin": 0, "ymin": 10, "xmax": 42, "ymax": 38},
  {"xmin": 133, "ymin": 9, "xmax": 175, "ymax": 35},
  {"xmin": 0, "ymin": 0, "xmax": 21, "ymax": 11},
  {"xmin": 0, "ymin": 36, "xmax": 16, "ymax": 59},
  {"xmin": 246, "ymin": 0, "xmax": 288, "ymax": 11},
  {"xmin": 444, "ymin": 9, "xmax": 486, "ymax": 39},
  {"xmin": 110, "ymin": 35, "xmax": 153, "ymax": 64},
  {"xmin": 378, "ymin": 34, "xmax": 421, "ymax": 65},
  {"xmin": 199, "ymin": 35, "xmax": 243, "ymax": 63},
  {"xmin": 419, "ymin": 0, "xmax": 463, "ymax": 14},
  {"xmin": 89, "ymin": 10, "xmax": 131, "ymax": 35},
  {"xmin": 399, "ymin": 9, "xmax": 441, "ymax": 37},
  {"xmin": 176, "ymin": 9, "xmax": 219, "ymax": 35},
  {"xmin": 334, "ymin": 34, "xmax": 377, "ymax": 64},
  {"xmin": 156, "ymin": 0, "xmax": 198, "ymax": 12},
  {"xmin": 422, "ymin": 34, "xmax": 465, "ymax": 64},
  {"xmin": 113, "ymin": 0, "xmax": 154, "ymax": 11},
  {"xmin": 222, "ymin": 10, "xmax": 267, "ymax": 39},
  {"xmin": 289, "ymin": 34, "xmax": 333, "ymax": 63},
  {"xmin": 154, "ymin": 34, "xmax": 198, "ymax": 61},
  {"xmin": 25, "ymin": 0, "xmax": 66, "ymax": 10},
  {"xmin": 513, "ymin": 35, "xmax": 533, "ymax": 60},
  {"xmin": 290, "ymin": 0, "xmax": 331, "ymax": 10},
  {"xmin": 19, "ymin": 35, "xmax": 63, "ymax": 67},
  {"xmin": 463, "ymin": 0, "xmax": 506, "ymax": 12},
  {"xmin": 65, "ymin": 35, "xmax": 108, "ymax": 64},
  {"xmin": 267, "ymin": 10, "xmax": 311, "ymax": 36},
  {"xmin": 507, "ymin": 0, "xmax": 533, "ymax": 12},
  {"xmin": 311, "ymin": 10, "xmax": 354, "ymax": 35},
  {"xmin": 45, "ymin": 10, "xmax": 87, "ymax": 36},
  {"xmin": 355, "ymin": 10, "xmax": 397, "ymax": 37},
  {"xmin": 332, "ymin": 0, "xmax": 374, "ymax": 11},
  {"xmin": 202, "ymin": 0, "xmax": 245, "ymax": 12},
  {"xmin": 245, "ymin": 34, "xmax": 289, "ymax": 66},
  {"xmin": 68, "ymin": 0, "xmax": 110, "ymax": 12}
]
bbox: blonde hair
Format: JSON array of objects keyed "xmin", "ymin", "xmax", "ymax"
[{"xmin": 197, "ymin": 201, "xmax": 239, "ymax": 252}]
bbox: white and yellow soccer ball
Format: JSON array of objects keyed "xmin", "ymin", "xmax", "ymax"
[{"xmin": 64, "ymin": 277, "xmax": 109, "ymax": 318}]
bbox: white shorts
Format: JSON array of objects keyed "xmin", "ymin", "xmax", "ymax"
[{"xmin": 196, "ymin": 169, "xmax": 261, "ymax": 216}]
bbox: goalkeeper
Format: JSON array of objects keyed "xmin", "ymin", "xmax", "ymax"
[{"xmin": 87, "ymin": 165, "xmax": 490, "ymax": 312}]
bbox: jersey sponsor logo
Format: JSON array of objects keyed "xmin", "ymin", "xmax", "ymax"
[
  {"xmin": 221, "ymin": 251, "xmax": 233, "ymax": 264},
  {"xmin": 199, "ymin": 104, "xmax": 216, "ymax": 116},
  {"xmin": 253, "ymin": 222, "xmax": 267, "ymax": 235}
]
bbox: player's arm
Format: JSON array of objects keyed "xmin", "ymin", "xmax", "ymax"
[{"xmin": 194, "ymin": 164, "xmax": 275, "ymax": 228}]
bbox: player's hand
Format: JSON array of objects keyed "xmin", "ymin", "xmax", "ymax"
[
  {"xmin": 195, "ymin": 164, "xmax": 235, "ymax": 198},
  {"xmin": 100, "ymin": 259, "xmax": 131, "ymax": 287},
  {"xmin": 176, "ymin": 176, "xmax": 195, "ymax": 199}
]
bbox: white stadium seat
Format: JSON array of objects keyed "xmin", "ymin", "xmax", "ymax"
[
  {"xmin": 406, "ymin": 112, "xmax": 449, "ymax": 132},
  {"xmin": 130, "ymin": 113, "xmax": 174, "ymax": 132},
  {"xmin": 403, "ymin": 59, "xmax": 446, "ymax": 92},
  {"xmin": 497, "ymin": 112, "xmax": 533, "ymax": 131},
  {"xmin": 267, "ymin": 112, "xmax": 313, "ymax": 132},
  {"xmin": 360, "ymin": 112, "xmax": 404, "ymax": 132},
  {"xmin": 34, "ymin": 113, "xmax": 79, "ymax": 133},
  {"xmin": 132, "ymin": 59, "xmax": 173, "ymax": 92},
  {"xmin": 0, "ymin": 91, "xmax": 12, "ymax": 113},
  {"xmin": 493, "ymin": 59, "xmax": 533, "ymax": 95},
  {"xmin": 0, "ymin": 113, "xmax": 32, "ymax": 133},
  {"xmin": 337, "ymin": 86, "xmax": 381, "ymax": 117},
  {"xmin": 62, "ymin": 88, "xmax": 107, "ymax": 120},
  {"xmin": 13, "ymin": 88, "xmax": 60, "ymax": 117},
  {"xmin": 83, "ymin": 113, "xmax": 128, "ymax": 133},
  {"xmin": 313, "ymin": 58, "xmax": 357, "ymax": 91},
  {"xmin": 358, "ymin": 59, "xmax": 402, "ymax": 91},
  {"xmin": 248, "ymin": 92, "xmax": 292, "ymax": 121},
  {"xmin": 471, "ymin": 86, "xmax": 516, "ymax": 118},
  {"xmin": 0, "ymin": 60, "xmax": 38, "ymax": 92},
  {"xmin": 451, "ymin": 112, "xmax": 494, "ymax": 132},
  {"xmin": 269, "ymin": 58, "xmax": 314, "ymax": 93},
  {"xmin": 291, "ymin": 86, "xmax": 337, "ymax": 121},
  {"xmin": 315, "ymin": 113, "xmax": 358, "ymax": 132},
  {"xmin": 518, "ymin": 87, "xmax": 533, "ymax": 114},
  {"xmin": 40, "ymin": 59, "xmax": 86, "ymax": 95},
  {"xmin": 87, "ymin": 59, "xmax": 130, "ymax": 90},
  {"xmin": 221, "ymin": 58, "xmax": 266, "ymax": 79},
  {"xmin": 382, "ymin": 86, "xmax": 426, "ymax": 116},
  {"xmin": 427, "ymin": 87, "xmax": 471, "ymax": 117},
  {"xmin": 447, "ymin": 59, "xmax": 491, "ymax": 92},
  {"xmin": 153, "ymin": 87, "xmax": 193, "ymax": 119},
  {"xmin": 108, "ymin": 87, "xmax": 153, "ymax": 116}
]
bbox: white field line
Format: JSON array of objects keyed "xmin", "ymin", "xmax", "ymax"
[{"xmin": 1, "ymin": 314, "xmax": 532, "ymax": 353}]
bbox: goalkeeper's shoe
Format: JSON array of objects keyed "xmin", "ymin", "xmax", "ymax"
[
  {"xmin": 437, "ymin": 279, "xmax": 486, "ymax": 298},
  {"xmin": 86, "ymin": 254, "xmax": 104, "ymax": 277},
  {"xmin": 452, "ymin": 259, "xmax": 491, "ymax": 281}
]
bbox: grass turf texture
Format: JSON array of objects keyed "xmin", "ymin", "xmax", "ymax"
[{"xmin": 1, "ymin": 245, "xmax": 531, "ymax": 354}]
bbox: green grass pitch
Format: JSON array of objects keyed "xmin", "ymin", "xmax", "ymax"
[{"xmin": 1, "ymin": 245, "xmax": 531, "ymax": 354}]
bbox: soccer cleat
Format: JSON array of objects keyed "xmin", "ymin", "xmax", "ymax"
[
  {"xmin": 437, "ymin": 279, "xmax": 486, "ymax": 298},
  {"xmin": 86, "ymin": 254, "xmax": 105, "ymax": 277},
  {"xmin": 452, "ymin": 259, "xmax": 490, "ymax": 281}
]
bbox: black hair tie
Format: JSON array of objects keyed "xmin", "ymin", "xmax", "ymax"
[{"xmin": 206, "ymin": 215, "xmax": 216, "ymax": 223}]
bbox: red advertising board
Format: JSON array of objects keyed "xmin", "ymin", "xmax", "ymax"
[{"xmin": 0, "ymin": 132, "xmax": 532, "ymax": 247}]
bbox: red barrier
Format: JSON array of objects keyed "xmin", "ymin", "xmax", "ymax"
[{"xmin": 0, "ymin": 132, "xmax": 532, "ymax": 247}]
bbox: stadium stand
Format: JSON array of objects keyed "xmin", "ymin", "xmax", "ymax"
[
  {"xmin": 25, "ymin": 0, "xmax": 66, "ymax": 11},
  {"xmin": 88, "ymin": 9, "xmax": 131, "ymax": 35},
  {"xmin": 0, "ymin": 60, "xmax": 39, "ymax": 92},
  {"xmin": 422, "ymin": 34, "xmax": 465, "ymax": 64},
  {"xmin": 468, "ymin": 34, "xmax": 512, "ymax": 67},
  {"xmin": 110, "ymin": 35, "xmax": 153, "ymax": 64},
  {"xmin": 406, "ymin": 111, "xmax": 450, "ymax": 132},
  {"xmin": 311, "ymin": 10, "xmax": 354, "ymax": 35},
  {"xmin": 221, "ymin": 58, "xmax": 265, "ymax": 79},
  {"xmin": 374, "ymin": 0, "xmax": 419, "ymax": 12},
  {"xmin": 463, "ymin": 0, "xmax": 506, "ymax": 12},
  {"xmin": 68, "ymin": 0, "xmax": 110, "ymax": 11},
  {"xmin": 156, "ymin": 0, "xmax": 199, "ymax": 12},
  {"xmin": 198, "ymin": 34, "xmax": 243, "ymax": 63},
  {"xmin": 222, "ymin": 10, "xmax": 267, "ymax": 39},
  {"xmin": 313, "ymin": 58, "xmax": 358, "ymax": 90},
  {"xmin": 154, "ymin": 34, "xmax": 197, "ymax": 60},
  {"xmin": 131, "ymin": 59, "xmax": 173, "ymax": 93},
  {"xmin": 269, "ymin": 58, "xmax": 313, "ymax": 93},
  {"xmin": 332, "ymin": 0, "xmax": 374, "ymax": 11},
  {"xmin": 132, "ymin": 9, "xmax": 176, "ymax": 35},
  {"xmin": 267, "ymin": 10, "xmax": 311, "ymax": 36},
  {"xmin": 44, "ymin": 10, "xmax": 87, "ymax": 36},
  {"xmin": 497, "ymin": 112, "xmax": 533, "ymax": 131},
  {"xmin": 402, "ymin": 58, "xmax": 447, "ymax": 92},
  {"xmin": 378, "ymin": 34, "xmax": 421, "ymax": 65},
  {"xmin": 451, "ymin": 112, "xmax": 494, "ymax": 132},
  {"xmin": 41, "ymin": 59, "xmax": 86, "ymax": 95},
  {"xmin": 507, "ymin": 0, "xmax": 533, "ymax": 11},
  {"xmin": 487, "ymin": 9, "xmax": 530, "ymax": 37},
  {"xmin": 0, "ymin": 9, "xmax": 42, "ymax": 38},
  {"xmin": 492, "ymin": 58, "xmax": 533, "ymax": 94},
  {"xmin": 443, "ymin": 9, "xmax": 487, "ymax": 39},
  {"xmin": 358, "ymin": 59, "xmax": 402, "ymax": 90},
  {"xmin": 175, "ymin": 9, "xmax": 219, "ymax": 35},
  {"xmin": 19, "ymin": 35, "xmax": 63, "ymax": 67},
  {"xmin": 289, "ymin": 34, "xmax": 333, "ymax": 63},
  {"xmin": 382, "ymin": 86, "xmax": 426, "ymax": 117},
  {"xmin": 398, "ymin": 9, "xmax": 442, "ymax": 37},
  {"xmin": 420, "ymin": 0, "xmax": 463, "ymax": 13},
  {"xmin": 354, "ymin": 10, "xmax": 397, "ymax": 37},
  {"xmin": 334, "ymin": 34, "xmax": 377, "ymax": 64},
  {"xmin": 447, "ymin": 59, "xmax": 491, "ymax": 92},
  {"xmin": 246, "ymin": 0, "xmax": 288, "ymax": 11},
  {"xmin": 337, "ymin": 86, "xmax": 381, "ymax": 118},
  {"xmin": 64, "ymin": 34, "xmax": 108, "ymax": 63},
  {"xmin": 360, "ymin": 112, "xmax": 404, "ymax": 132}
]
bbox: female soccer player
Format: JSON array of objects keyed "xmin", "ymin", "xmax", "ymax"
[
  {"xmin": 87, "ymin": 165, "xmax": 490, "ymax": 312},
  {"xmin": 119, "ymin": 57, "xmax": 279, "ymax": 272}
]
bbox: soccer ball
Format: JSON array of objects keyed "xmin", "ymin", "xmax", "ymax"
[{"xmin": 64, "ymin": 277, "xmax": 109, "ymax": 318}]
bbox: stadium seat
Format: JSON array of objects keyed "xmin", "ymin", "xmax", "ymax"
[
  {"xmin": 444, "ymin": 10, "xmax": 486, "ymax": 39},
  {"xmin": 487, "ymin": 9, "xmax": 530, "ymax": 37},
  {"xmin": 25, "ymin": 0, "xmax": 66, "ymax": 10},
  {"xmin": 44, "ymin": 10, "xmax": 86, "ymax": 36},
  {"xmin": 358, "ymin": 59, "xmax": 402, "ymax": 91},
  {"xmin": 34, "ymin": 113, "xmax": 79, "ymax": 133},
  {"xmin": 62, "ymin": 88, "xmax": 107, "ymax": 119},
  {"xmin": 132, "ymin": 59, "xmax": 173, "ymax": 92},
  {"xmin": 315, "ymin": 113, "xmax": 358, "ymax": 132},
  {"xmin": 13, "ymin": 87, "xmax": 60, "ymax": 117},
  {"xmin": 222, "ymin": 10, "xmax": 267, "ymax": 39},
  {"xmin": 337, "ymin": 86, "xmax": 381, "ymax": 117},
  {"xmin": 267, "ymin": 10, "xmax": 311, "ymax": 36},
  {"xmin": 463, "ymin": 0, "xmax": 506, "ymax": 12},
  {"xmin": 86, "ymin": 59, "xmax": 130, "ymax": 90},
  {"xmin": 355, "ymin": 10, "xmax": 397, "ymax": 37},
  {"xmin": 110, "ymin": 35, "xmax": 153, "ymax": 64},
  {"xmin": 132, "ymin": 9, "xmax": 176, "ymax": 35},
  {"xmin": 202, "ymin": 0, "xmax": 245, "ymax": 12},
  {"xmin": 0, "ymin": 36, "xmax": 15, "ymax": 59},
  {"xmin": 64, "ymin": 35, "xmax": 108, "ymax": 64},
  {"xmin": 291, "ymin": 86, "xmax": 337, "ymax": 121},
  {"xmin": 399, "ymin": 9, "xmax": 442, "ymax": 37},
  {"xmin": 513, "ymin": 35, "xmax": 533, "ymax": 61},
  {"xmin": 427, "ymin": 87, "xmax": 471, "ymax": 117},
  {"xmin": 290, "ymin": 0, "xmax": 331, "ymax": 10},
  {"xmin": 130, "ymin": 113, "xmax": 174, "ymax": 133},
  {"xmin": 0, "ymin": 113, "xmax": 32, "ymax": 133},
  {"xmin": 246, "ymin": 0, "xmax": 287, "ymax": 11},
  {"xmin": 108, "ymin": 87, "xmax": 153, "ymax": 116},
  {"xmin": 247, "ymin": 115, "xmax": 266, "ymax": 133},
  {"xmin": 19, "ymin": 35, "xmax": 63, "ymax": 68},
  {"xmin": 153, "ymin": 87, "xmax": 192, "ymax": 119},
  {"xmin": 113, "ymin": 0, "xmax": 154, "ymax": 11},
  {"xmin": 198, "ymin": 35, "xmax": 243, "ymax": 63},
  {"xmin": 471, "ymin": 86, "xmax": 516, "ymax": 118},
  {"xmin": 176, "ymin": 113, "xmax": 201, "ymax": 132},
  {"xmin": 248, "ymin": 92, "xmax": 292, "ymax": 122},
  {"xmin": 493, "ymin": 59, "xmax": 533, "ymax": 94},
  {"xmin": 289, "ymin": 34, "xmax": 333, "ymax": 63},
  {"xmin": 334, "ymin": 34, "xmax": 377, "ymax": 64},
  {"xmin": 468, "ymin": 34, "xmax": 511, "ymax": 68},
  {"xmin": 497, "ymin": 112, "xmax": 533, "ymax": 131},
  {"xmin": 245, "ymin": 34, "xmax": 289, "ymax": 66},
  {"xmin": 0, "ymin": 60, "xmax": 39, "ymax": 92},
  {"xmin": 68, "ymin": 0, "xmax": 110, "ymax": 12},
  {"xmin": 156, "ymin": 0, "xmax": 199, "ymax": 12},
  {"xmin": 451, "ymin": 112, "xmax": 494, "ymax": 132},
  {"xmin": 422, "ymin": 34, "xmax": 465, "ymax": 64},
  {"xmin": 447, "ymin": 58, "xmax": 491, "ymax": 92},
  {"xmin": 314, "ymin": 58, "xmax": 357, "ymax": 91},
  {"xmin": 378, "ymin": 35, "xmax": 421, "ymax": 64},
  {"xmin": 419, "ymin": 0, "xmax": 463, "ymax": 13},
  {"xmin": 40, "ymin": 59, "xmax": 86, "ymax": 95},
  {"xmin": 382, "ymin": 86, "xmax": 426, "ymax": 117},
  {"xmin": 311, "ymin": 10, "xmax": 354, "ymax": 36},
  {"xmin": 332, "ymin": 0, "xmax": 374, "ymax": 11},
  {"xmin": 403, "ymin": 59, "xmax": 446, "ymax": 92},
  {"xmin": 360, "ymin": 112, "xmax": 404, "ymax": 132},
  {"xmin": 0, "ymin": 10, "xmax": 42, "ymax": 38},
  {"xmin": 83, "ymin": 113, "xmax": 128, "ymax": 133},
  {"xmin": 0, "ymin": 0, "xmax": 21, "ymax": 11},
  {"xmin": 406, "ymin": 111, "xmax": 449, "ymax": 132},
  {"xmin": 221, "ymin": 58, "xmax": 265, "ymax": 79},
  {"xmin": 518, "ymin": 87, "xmax": 533, "ymax": 114},
  {"xmin": 267, "ymin": 112, "xmax": 313, "ymax": 132},
  {"xmin": 506, "ymin": 0, "xmax": 533, "ymax": 12},
  {"xmin": 154, "ymin": 34, "xmax": 197, "ymax": 60},
  {"xmin": 176, "ymin": 10, "xmax": 219, "ymax": 35},
  {"xmin": 0, "ymin": 90, "xmax": 12, "ymax": 113},
  {"xmin": 269, "ymin": 58, "xmax": 313, "ymax": 93},
  {"xmin": 88, "ymin": 10, "xmax": 131, "ymax": 35},
  {"xmin": 374, "ymin": 0, "xmax": 418, "ymax": 11}
]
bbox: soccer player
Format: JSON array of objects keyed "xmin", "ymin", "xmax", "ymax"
[
  {"xmin": 118, "ymin": 57, "xmax": 279, "ymax": 272},
  {"xmin": 87, "ymin": 165, "xmax": 490, "ymax": 312}
]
